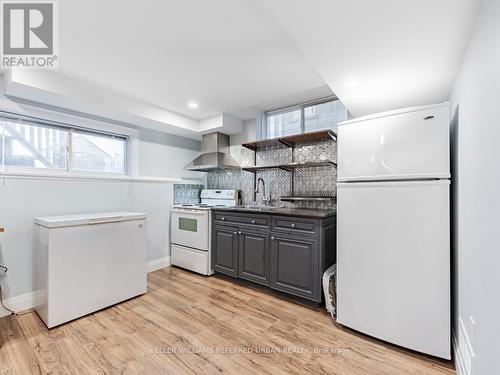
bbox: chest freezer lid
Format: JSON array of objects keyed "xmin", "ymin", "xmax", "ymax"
[{"xmin": 34, "ymin": 211, "xmax": 146, "ymax": 228}]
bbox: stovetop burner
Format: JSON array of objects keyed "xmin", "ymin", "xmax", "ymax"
[
  {"xmin": 174, "ymin": 203, "xmax": 235, "ymax": 210},
  {"xmin": 174, "ymin": 189, "xmax": 240, "ymax": 210}
]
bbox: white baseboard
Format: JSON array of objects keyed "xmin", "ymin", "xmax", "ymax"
[
  {"xmin": 453, "ymin": 331, "xmax": 467, "ymax": 375},
  {"xmin": 0, "ymin": 290, "xmax": 38, "ymax": 318},
  {"xmin": 0, "ymin": 259, "xmax": 170, "ymax": 318},
  {"xmin": 147, "ymin": 256, "xmax": 171, "ymax": 272}
]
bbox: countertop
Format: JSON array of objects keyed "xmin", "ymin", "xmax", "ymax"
[{"xmin": 213, "ymin": 206, "xmax": 336, "ymax": 219}]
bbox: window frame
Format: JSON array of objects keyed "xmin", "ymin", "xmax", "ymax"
[
  {"xmin": 264, "ymin": 105, "xmax": 302, "ymax": 139},
  {"xmin": 262, "ymin": 96, "xmax": 346, "ymax": 139},
  {"xmin": 0, "ymin": 105, "xmax": 139, "ymax": 179}
]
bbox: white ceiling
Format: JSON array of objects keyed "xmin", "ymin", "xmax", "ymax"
[
  {"xmin": 261, "ymin": 0, "xmax": 480, "ymax": 117},
  {"xmin": 56, "ymin": 0, "xmax": 326, "ymax": 120},
  {"xmin": 3, "ymin": 0, "xmax": 481, "ymax": 134}
]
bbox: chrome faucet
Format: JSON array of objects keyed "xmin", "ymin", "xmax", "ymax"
[{"xmin": 255, "ymin": 178, "xmax": 271, "ymax": 206}]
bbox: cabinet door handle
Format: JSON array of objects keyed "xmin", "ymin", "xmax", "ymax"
[
  {"xmin": 290, "ymin": 224, "xmax": 295, "ymax": 229},
  {"xmin": 238, "ymin": 231, "xmax": 242, "ymax": 235},
  {"xmin": 233, "ymin": 231, "xmax": 238, "ymax": 235},
  {"xmin": 251, "ymin": 220, "xmax": 256, "ymax": 224},
  {"xmin": 270, "ymin": 236, "xmax": 275, "ymax": 240},
  {"xmin": 221, "ymin": 217, "xmax": 225, "ymax": 221}
]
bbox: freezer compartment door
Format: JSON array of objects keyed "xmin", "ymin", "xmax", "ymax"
[
  {"xmin": 336, "ymin": 180, "xmax": 450, "ymax": 359},
  {"xmin": 337, "ymin": 104, "xmax": 449, "ymax": 181}
]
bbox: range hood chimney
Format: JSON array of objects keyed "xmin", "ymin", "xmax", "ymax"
[{"xmin": 184, "ymin": 132, "xmax": 240, "ymax": 172}]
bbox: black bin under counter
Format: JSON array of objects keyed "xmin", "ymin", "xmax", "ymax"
[{"xmin": 211, "ymin": 207, "xmax": 336, "ymax": 304}]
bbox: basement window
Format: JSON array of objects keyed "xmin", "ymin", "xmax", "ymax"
[
  {"xmin": 71, "ymin": 130, "xmax": 126, "ymax": 174},
  {"xmin": 0, "ymin": 112, "xmax": 128, "ymax": 176},
  {"xmin": 263, "ymin": 97, "xmax": 347, "ymax": 139}
]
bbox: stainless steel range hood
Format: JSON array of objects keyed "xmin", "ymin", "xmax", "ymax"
[{"xmin": 184, "ymin": 132, "xmax": 240, "ymax": 172}]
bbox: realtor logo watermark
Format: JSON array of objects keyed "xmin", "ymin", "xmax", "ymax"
[{"xmin": 1, "ymin": 1, "xmax": 58, "ymax": 69}]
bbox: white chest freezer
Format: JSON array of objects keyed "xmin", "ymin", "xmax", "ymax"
[{"xmin": 34, "ymin": 211, "xmax": 147, "ymax": 328}]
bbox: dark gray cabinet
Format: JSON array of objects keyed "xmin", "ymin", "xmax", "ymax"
[
  {"xmin": 238, "ymin": 229, "xmax": 270, "ymax": 286},
  {"xmin": 270, "ymin": 234, "xmax": 319, "ymax": 300},
  {"xmin": 212, "ymin": 210, "xmax": 336, "ymax": 303},
  {"xmin": 213, "ymin": 225, "xmax": 238, "ymax": 276}
]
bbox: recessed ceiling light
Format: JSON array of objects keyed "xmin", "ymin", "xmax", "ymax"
[
  {"xmin": 343, "ymin": 79, "xmax": 359, "ymax": 88},
  {"xmin": 187, "ymin": 102, "xmax": 199, "ymax": 109}
]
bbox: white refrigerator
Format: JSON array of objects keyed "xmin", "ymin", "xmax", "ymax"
[{"xmin": 336, "ymin": 103, "xmax": 451, "ymax": 359}]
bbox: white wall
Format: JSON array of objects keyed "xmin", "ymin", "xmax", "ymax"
[
  {"xmin": 0, "ymin": 106, "xmax": 203, "ymax": 314},
  {"xmin": 130, "ymin": 182, "xmax": 174, "ymax": 264},
  {"xmin": 449, "ymin": 1, "xmax": 499, "ymax": 374},
  {"xmin": 229, "ymin": 117, "xmax": 258, "ymax": 164},
  {"xmin": 138, "ymin": 128, "xmax": 202, "ymax": 179}
]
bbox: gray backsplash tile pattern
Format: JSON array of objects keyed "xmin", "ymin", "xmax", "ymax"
[
  {"xmin": 294, "ymin": 139, "xmax": 335, "ymax": 163},
  {"xmin": 255, "ymin": 145, "xmax": 291, "ymax": 166},
  {"xmin": 208, "ymin": 138, "xmax": 337, "ymax": 208},
  {"xmin": 173, "ymin": 184, "xmax": 204, "ymax": 204},
  {"xmin": 294, "ymin": 166, "xmax": 337, "ymax": 198}
]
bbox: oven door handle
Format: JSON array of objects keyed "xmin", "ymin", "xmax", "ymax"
[{"xmin": 172, "ymin": 209, "xmax": 208, "ymax": 215}]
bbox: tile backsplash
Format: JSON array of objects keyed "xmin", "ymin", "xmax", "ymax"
[
  {"xmin": 173, "ymin": 184, "xmax": 204, "ymax": 204},
  {"xmin": 207, "ymin": 138, "xmax": 337, "ymax": 208}
]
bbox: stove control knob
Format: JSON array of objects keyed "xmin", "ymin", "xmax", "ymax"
[
  {"xmin": 290, "ymin": 224, "xmax": 295, "ymax": 229},
  {"xmin": 221, "ymin": 217, "xmax": 225, "ymax": 221},
  {"xmin": 251, "ymin": 220, "xmax": 256, "ymax": 224}
]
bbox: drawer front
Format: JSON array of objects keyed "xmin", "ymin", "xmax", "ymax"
[
  {"xmin": 272, "ymin": 216, "xmax": 318, "ymax": 235},
  {"xmin": 214, "ymin": 212, "xmax": 270, "ymax": 229}
]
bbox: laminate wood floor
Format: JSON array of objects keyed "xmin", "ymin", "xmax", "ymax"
[{"xmin": 0, "ymin": 267, "xmax": 455, "ymax": 374}]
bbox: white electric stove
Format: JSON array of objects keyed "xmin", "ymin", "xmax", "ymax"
[{"xmin": 171, "ymin": 189, "xmax": 239, "ymax": 275}]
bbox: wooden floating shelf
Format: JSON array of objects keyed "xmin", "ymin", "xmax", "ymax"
[
  {"xmin": 241, "ymin": 164, "xmax": 286, "ymax": 172},
  {"xmin": 242, "ymin": 129, "xmax": 337, "ymax": 151},
  {"xmin": 281, "ymin": 160, "xmax": 337, "ymax": 169},
  {"xmin": 241, "ymin": 160, "xmax": 337, "ymax": 173},
  {"xmin": 280, "ymin": 196, "xmax": 336, "ymax": 202}
]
